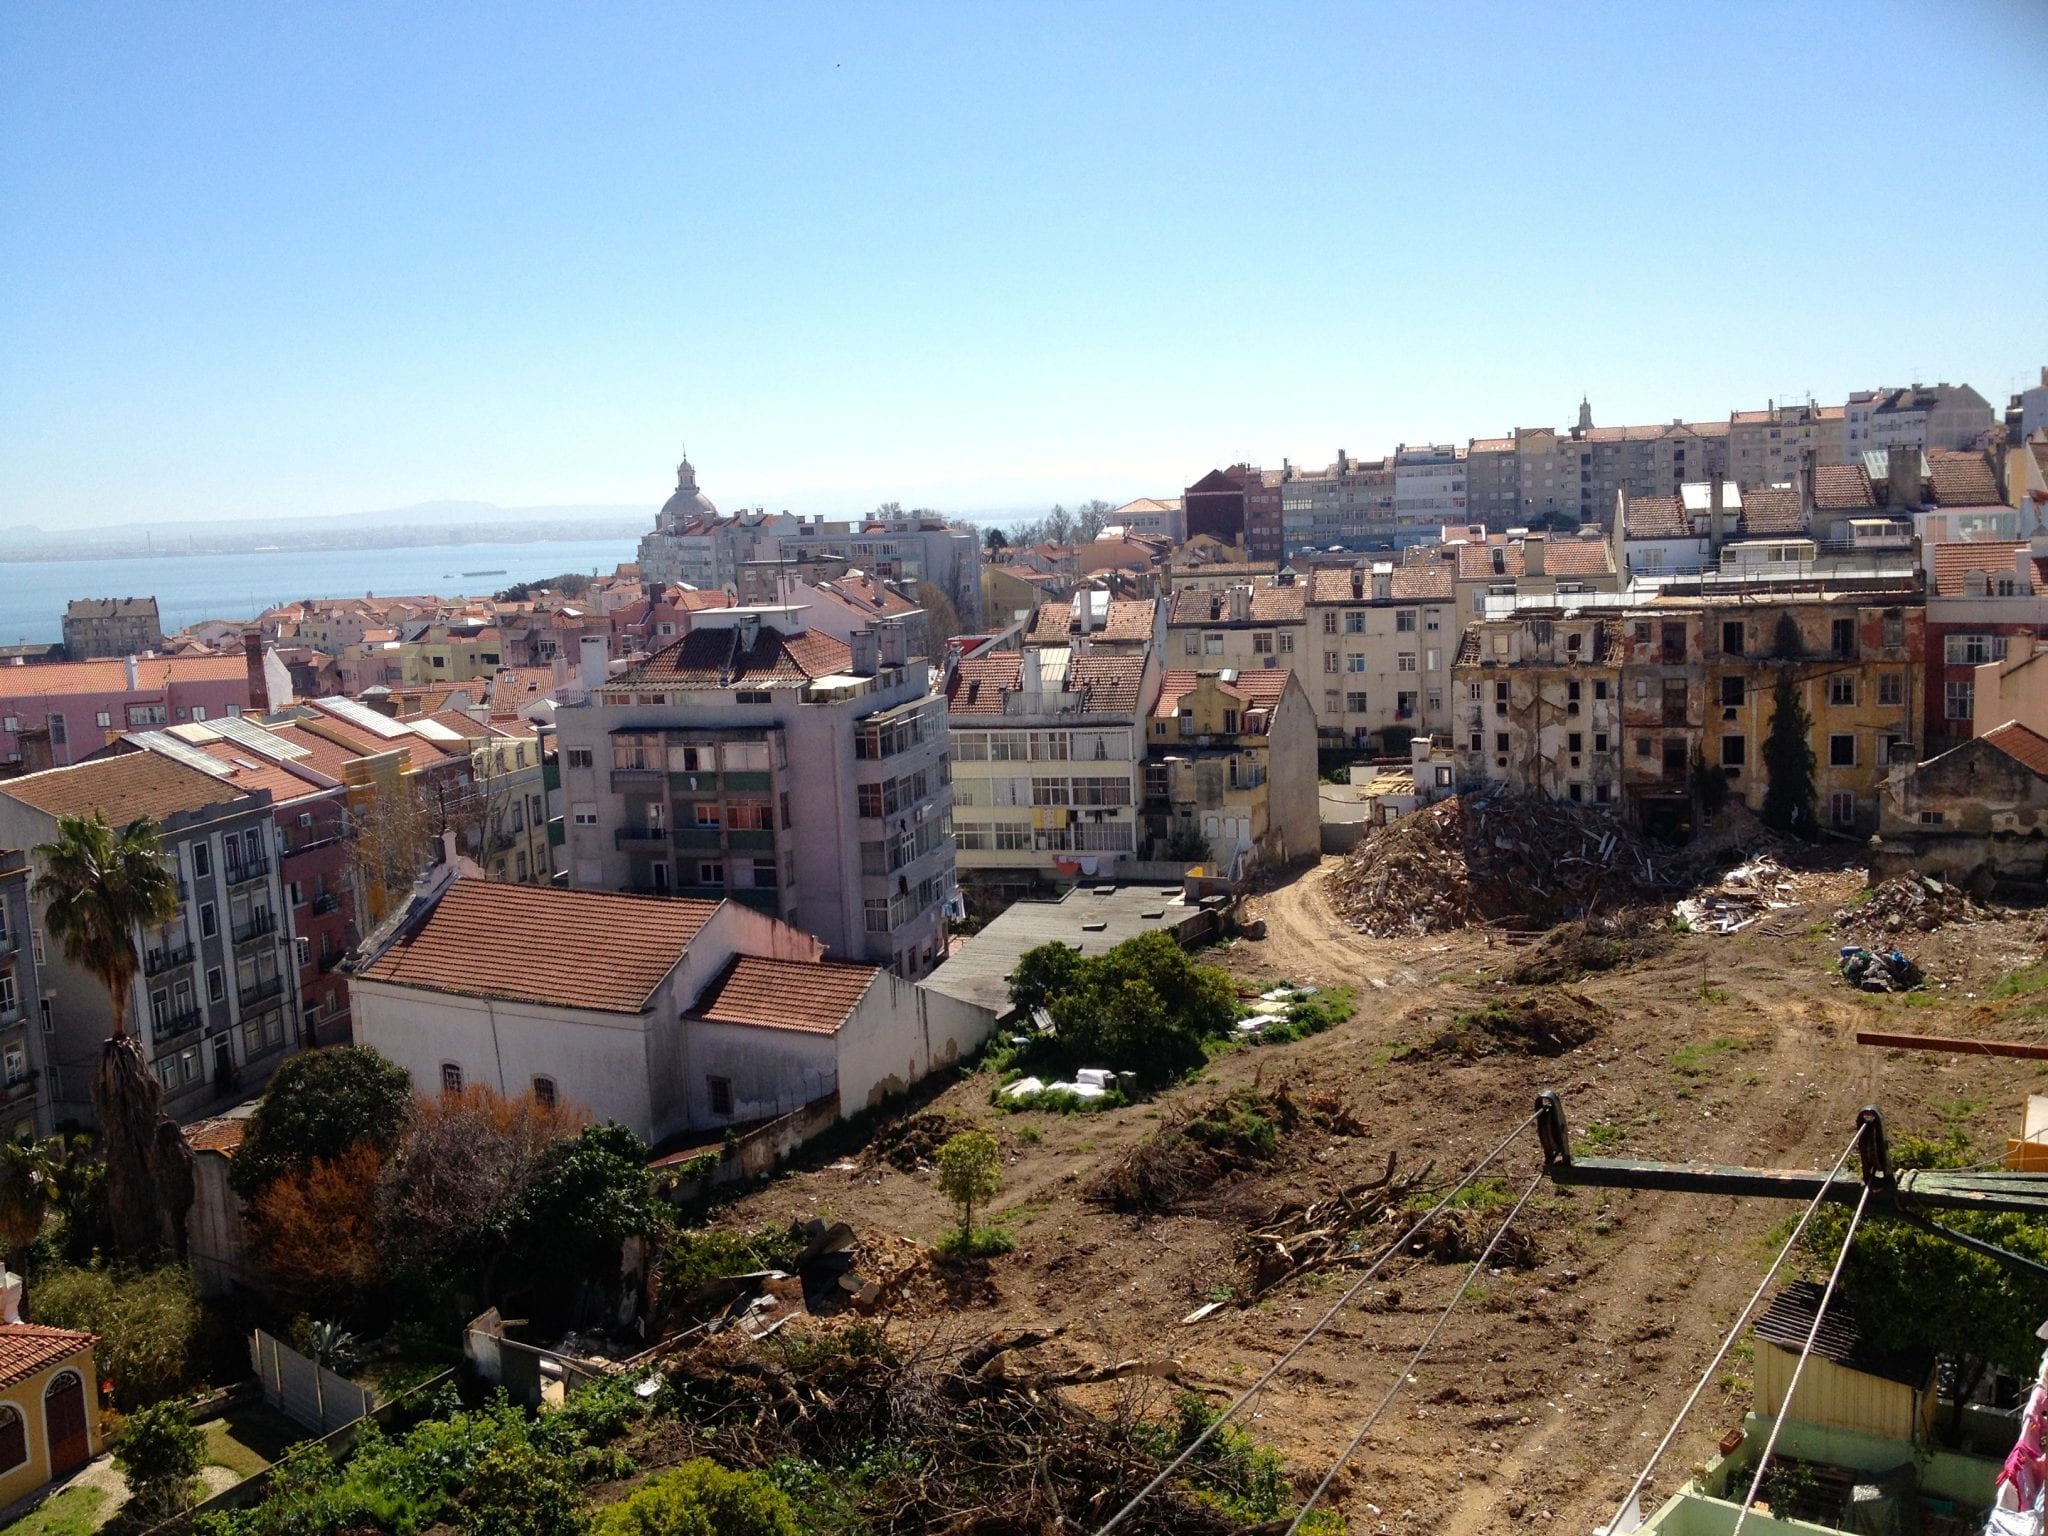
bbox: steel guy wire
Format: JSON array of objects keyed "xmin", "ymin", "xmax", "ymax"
[
  {"xmin": 1090, "ymin": 1108, "xmax": 1543, "ymax": 1536},
  {"xmin": 1283, "ymin": 1164, "xmax": 1548, "ymax": 1535}
]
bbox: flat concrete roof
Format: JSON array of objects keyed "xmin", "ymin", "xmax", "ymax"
[{"xmin": 922, "ymin": 883, "xmax": 1216, "ymax": 1018}]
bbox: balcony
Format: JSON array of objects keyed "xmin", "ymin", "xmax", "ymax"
[
  {"xmin": 609, "ymin": 767, "xmax": 663, "ymax": 792},
  {"xmin": 0, "ymin": 1074, "xmax": 38, "ymax": 1108},
  {"xmin": 238, "ymin": 976, "xmax": 286, "ymax": 1009},
  {"xmin": 311, "ymin": 891, "xmax": 340, "ymax": 916},
  {"xmin": 726, "ymin": 828, "xmax": 776, "ymax": 851},
  {"xmin": 723, "ymin": 770, "xmax": 772, "ymax": 792},
  {"xmin": 614, "ymin": 826, "xmax": 670, "ymax": 849},
  {"xmin": 232, "ymin": 910, "xmax": 278, "ymax": 946},
  {"xmin": 144, "ymin": 942, "xmax": 196, "ymax": 977},
  {"xmin": 152, "ymin": 1006, "xmax": 203, "ymax": 1045},
  {"xmin": 668, "ymin": 770, "xmax": 720, "ymax": 793},
  {"xmin": 0, "ymin": 930, "xmax": 16, "ymax": 961},
  {"xmin": 225, "ymin": 856, "xmax": 271, "ymax": 888},
  {"xmin": 0, "ymin": 1002, "xmax": 20, "ymax": 1031},
  {"xmin": 673, "ymin": 827, "xmax": 723, "ymax": 849}
]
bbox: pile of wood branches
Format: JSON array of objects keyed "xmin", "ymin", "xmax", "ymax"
[
  {"xmin": 1090, "ymin": 1082, "xmax": 1364, "ymax": 1216},
  {"xmin": 1238, "ymin": 1152, "xmax": 1431, "ymax": 1298},
  {"xmin": 648, "ymin": 1322, "xmax": 1279, "ymax": 1534}
]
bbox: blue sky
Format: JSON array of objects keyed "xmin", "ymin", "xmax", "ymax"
[{"xmin": 3, "ymin": 1, "xmax": 2044, "ymax": 528}]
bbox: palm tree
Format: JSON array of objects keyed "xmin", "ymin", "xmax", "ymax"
[{"xmin": 33, "ymin": 811, "xmax": 186, "ymax": 1257}]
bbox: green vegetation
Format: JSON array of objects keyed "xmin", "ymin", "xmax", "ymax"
[
  {"xmin": 30, "ymin": 1261, "xmax": 200, "ymax": 1406},
  {"xmin": 231, "ymin": 1047, "xmax": 417, "ymax": 1199},
  {"xmin": 202, "ymin": 1409, "xmax": 298, "ymax": 1479},
  {"xmin": 995, "ymin": 1084, "xmax": 1129, "ymax": 1115},
  {"xmin": 115, "ymin": 1402, "xmax": 205, "ymax": 1523},
  {"xmin": 1697, "ymin": 984, "xmax": 1730, "ymax": 1006},
  {"xmin": 1409, "ymin": 1175, "xmax": 1515, "ymax": 1217},
  {"xmin": 935, "ymin": 1131, "xmax": 1002, "ymax": 1250},
  {"xmin": 1761, "ymin": 661, "xmax": 1817, "ymax": 835},
  {"xmin": 1002, "ymin": 932, "xmax": 1238, "ymax": 1089},
  {"xmin": 1184, "ymin": 1090, "xmax": 1283, "ymax": 1162},
  {"xmin": 1249, "ymin": 986, "xmax": 1355, "ymax": 1046},
  {"xmin": 1990, "ymin": 961, "xmax": 2048, "ymax": 1001},
  {"xmin": 594, "ymin": 1461, "xmax": 800, "ymax": 1536},
  {"xmin": 1577, "ymin": 1123, "xmax": 1626, "ymax": 1152},
  {"xmin": 1132, "ymin": 1395, "xmax": 1343, "ymax": 1533},
  {"xmin": 1, "ymin": 1486, "xmax": 105, "ymax": 1536},
  {"xmin": 1670, "ymin": 1038, "xmax": 1749, "ymax": 1076}
]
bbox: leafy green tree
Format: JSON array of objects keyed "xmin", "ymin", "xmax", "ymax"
[
  {"xmin": 511, "ymin": 1123, "xmax": 666, "ymax": 1314},
  {"xmin": 231, "ymin": 1046, "xmax": 415, "ymax": 1198},
  {"xmin": 935, "ymin": 1130, "xmax": 1002, "ymax": 1242},
  {"xmin": 1761, "ymin": 670, "xmax": 1817, "ymax": 835},
  {"xmin": 0, "ymin": 1138, "xmax": 65, "ymax": 1273},
  {"xmin": 1008, "ymin": 942, "xmax": 1082, "ymax": 1017},
  {"xmin": 114, "ymin": 1401, "xmax": 203, "ymax": 1520},
  {"xmin": 34, "ymin": 811, "xmax": 186, "ymax": 1256},
  {"xmin": 32, "ymin": 1261, "xmax": 201, "ymax": 1405},
  {"xmin": 982, "ymin": 526, "xmax": 1008, "ymax": 554},
  {"xmin": 592, "ymin": 1458, "xmax": 801, "ymax": 1536}
]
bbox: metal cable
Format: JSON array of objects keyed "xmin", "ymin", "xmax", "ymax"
[
  {"xmin": 1729, "ymin": 1179, "xmax": 1873, "ymax": 1536},
  {"xmin": 1283, "ymin": 1166, "xmax": 1547, "ymax": 1535},
  {"xmin": 1599, "ymin": 1126, "xmax": 1864, "ymax": 1535},
  {"xmin": 1091, "ymin": 1110, "xmax": 1542, "ymax": 1536}
]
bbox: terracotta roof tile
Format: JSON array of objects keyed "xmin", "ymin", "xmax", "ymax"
[
  {"xmin": 1305, "ymin": 563, "xmax": 1456, "ymax": 602},
  {"xmin": 186, "ymin": 1117, "xmax": 249, "ymax": 1155},
  {"xmin": 689, "ymin": 955, "xmax": 879, "ymax": 1034},
  {"xmin": 944, "ymin": 652, "xmax": 1151, "ymax": 717},
  {"xmin": 184, "ymin": 741, "xmax": 325, "ymax": 804},
  {"xmin": 360, "ymin": 879, "xmax": 719, "ymax": 1013},
  {"xmin": 0, "ymin": 654, "xmax": 247, "ymax": 700},
  {"xmin": 1154, "ymin": 668, "xmax": 1293, "ymax": 726},
  {"xmin": 0, "ymin": 1324, "xmax": 95, "ymax": 1389},
  {"xmin": 1927, "ymin": 450, "xmax": 2002, "ymax": 508},
  {"xmin": 1931, "ymin": 541, "xmax": 2029, "ymax": 597},
  {"xmin": 1983, "ymin": 722, "xmax": 2048, "ymax": 778},
  {"xmin": 1813, "ymin": 464, "xmax": 1877, "ymax": 510},
  {"xmin": 1736, "ymin": 488, "xmax": 1807, "ymax": 536},
  {"xmin": 1623, "ymin": 495, "xmax": 1690, "ymax": 539},
  {"xmin": 1166, "ymin": 586, "xmax": 1305, "ymax": 625},
  {"xmin": 604, "ymin": 626, "xmax": 854, "ymax": 691},
  {"xmin": 0, "ymin": 753, "xmax": 254, "ymax": 825},
  {"xmin": 1025, "ymin": 598, "xmax": 1158, "ymax": 644},
  {"xmin": 1449, "ymin": 538, "xmax": 1616, "ymax": 580},
  {"xmin": 1066, "ymin": 655, "xmax": 1151, "ymax": 714}
]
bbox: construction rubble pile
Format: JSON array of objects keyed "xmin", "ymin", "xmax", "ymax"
[
  {"xmin": 1836, "ymin": 873, "xmax": 1994, "ymax": 937},
  {"xmin": 1236, "ymin": 1152, "xmax": 1429, "ymax": 1298},
  {"xmin": 1329, "ymin": 788, "xmax": 1676, "ymax": 937},
  {"xmin": 1671, "ymin": 854, "xmax": 1802, "ymax": 935}
]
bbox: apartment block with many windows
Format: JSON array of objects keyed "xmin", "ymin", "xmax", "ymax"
[
  {"xmin": 0, "ymin": 852, "xmax": 51, "ymax": 1140},
  {"xmin": 945, "ymin": 645, "xmax": 1159, "ymax": 897},
  {"xmin": 555, "ymin": 608, "xmax": 955, "ymax": 978},
  {"xmin": 1302, "ymin": 561, "xmax": 1456, "ymax": 752},
  {"xmin": 1924, "ymin": 540, "xmax": 2048, "ymax": 757},
  {"xmin": 1452, "ymin": 613, "xmax": 1626, "ymax": 807}
]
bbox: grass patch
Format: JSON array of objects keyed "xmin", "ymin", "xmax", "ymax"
[
  {"xmin": 1408, "ymin": 1175, "xmax": 1514, "ymax": 1217},
  {"xmin": 0, "ymin": 1487, "xmax": 105, "ymax": 1536},
  {"xmin": 1902, "ymin": 991, "xmax": 1947, "ymax": 1008},
  {"xmin": 1013, "ymin": 1124, "xmax": 1042, "ymax": 1145},
  {"xmin": 202, "ymin": 1406, "xmax": 300, "ymax": 1478},
  {"xmin": 1990, "ymin": 962, "xmax": 2048, "ymax": 1000},
  {"xmin": 1698, "ymin": 984, "xmax": 1730, "ymax": 1006},
  {"xmin": 1671, "ymin": 1038, "xmax": 1749, "ymax": 1076},
  {"xmin": 995, "ymin": 1086, "xmax": 1129, "ymax": 1115},
  {"xmin": 1366, "ymin": 1040, "xmax": 1413, "ymax": 1068},
  {"xmin": 1577, "ymin": 1122, "xmax": 1625, "ymax": 1152},
  {"xmin": 935, "ymin": 1226, "xmax": 1016, "ymax": 1259},
  {"xmin": 1934, "ymin": 1095, "xmax": 1988, "ymax": 1125}
]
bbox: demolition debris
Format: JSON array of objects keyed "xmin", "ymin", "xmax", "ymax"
[
  {"xmin": 1329, "ymin": 789, "xmax": 1674, "ymax": 936},
  {"xmin": 1836, "ymin": 873, "xmax": 1995, "ymax": 938}
]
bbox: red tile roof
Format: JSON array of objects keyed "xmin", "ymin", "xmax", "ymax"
[
  {"xmin": 1929, "ymin": 542, "xmax": 2044, "ymax": 597},
  {"xmin": 1927, "ymin": 450, "xmax": 2003, "ymax": 508},
  {"xmin": 823, "ymin": 575, "xmax": 919, "ymax": 616},
  {"xmin": 604, "ymin": 626, "xmax": 853, "ymax": 691},
  {"xmin": 0, "ymin": 654, "xmax": 248, "ymax": 700},
  {"xmin": 1304, "ymin": 563, "xmax": 1456, "ymax": 602},
  {"xmin": 0, "ymin": 1324, "xmax": 95, "ymax": 1389},
  {"xmin": 1167, "ymin": 585, "xmax": 1305, "ymax": 625},
  {"xmin": 688, "ymin": 955, "xmax": 879, "ymax": 1034},
  {"xmin": 1736, "ymin": 488, "xmax": 1807, "ymax": 536},
  {"xmin": 1813, "ymin": 464, "xmax": 1877, "ymax": 510},
  {"xmin": 186, "ymin": 1117, "xmax": 250, "ymax": 1155},
  {"xmin": 1025, "ymin": 598, "xmax": 1158, "ymax": 644},
  {"xmin": 1448, "ymin": 538, "xmax": 1616, "ymax": 580},
  {"xmin": 0, "ymin": 753, "xmax": 255, "ymax": 825},
  {"xmin": 945, "ymin": 651, "xmax": 1151, "ymax": 717},
  {"xmin": 1981, "ymin": 721, "xmax": 2048, "ymax": 779},
  {"xmin": 1154, "ymin": 668, "xmax": 1293, "ymax": 728},
  {"xmin": 1622, "ymin": 495, "xmax": 1690, "ymax": 539},
  {"xmin": 360, "ymin": 880, "xmax": 720, "ymax": 1013}
]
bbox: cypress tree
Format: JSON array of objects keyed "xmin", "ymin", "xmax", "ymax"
[{"xmin": 1761, "ymin": 668, "xmax": 1816, "ymax": 834}]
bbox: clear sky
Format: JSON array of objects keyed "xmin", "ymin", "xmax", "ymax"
[{"xmin": 4, "ymin": 1, "xmax": 2044, "ymax": 529}]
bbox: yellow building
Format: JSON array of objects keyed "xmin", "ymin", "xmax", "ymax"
[
  {"xmin": 397, "ymin": 626, "xmax": 505, "ymax": 686},
  {"xmin": 0, "ymin": 1322, "xmax": 102, "ymax": 1507},
  {"xmin": 1143, "ymin": 669, "xmax": 1320, "ymax": 875}
]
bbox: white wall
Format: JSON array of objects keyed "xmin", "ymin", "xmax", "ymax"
[{"xmin": 683, "ymin": 1020, "xmax": 840, "ymax": 1129}]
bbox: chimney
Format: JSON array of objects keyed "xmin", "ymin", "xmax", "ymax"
[
  {"xmin": 1337, "ymin": 449, "xmax": 1348, "ymax": 475},
  {"xmin": 124, "ymin": 654, "xmax": 140, "ymax": 691},
  {"xmin": 1350, "ymin": 567, "xmax": 1364, "ymax": 600},
  {"xmin": 1523, "ymin": 533, "xmax": 1546, "ymax": 577},
  {"xmin": 1227, "ymin": 584, "xmax": 1251, "ymax": 624},
  {"xmin": 879, "ymin": 622, "xmax": 907, "ymax": 667},
  {"xmin": 242, "ymin": 629, "xmax": 266, "ymax": 712},
  {"xmin": 1709, "ymin": 472, "xmax": 1728, "ymax": 556},
  {"xmin": 1799, "ymin": 447, "xmax": 1817, "ymax": 517},
  {"xmin": 1887, "ymin": 446, "xmax": 1921, "ymax": 509},
  {"xmin": 2017, "ymin": 546, "xmax": 2035, "ymax": 596},
  {"xmin": 578, "ymin": 633, "xmax": 608, "ymax": 692},
  {"xmin": 850, "ymin": 628, "xmax": 880, "ymax": 676},
  {"xmin": 551, "ymin": 653, "xmax": 569, "ymax": 691},
  {"xmin": 1371, "ymin": 565, "xmax": 1393, "ymax": 601},
  {"xmin": 0, "ymin": 1270, "xmax": 18, "ymax": 1324}
]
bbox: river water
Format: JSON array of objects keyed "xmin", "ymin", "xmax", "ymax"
[{"xmin": 0, "ymin": 536, "xmax": 641, "ymax": 644}]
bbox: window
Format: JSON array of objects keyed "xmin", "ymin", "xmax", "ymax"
[
  {"xmin": 192, "ymin": 842, "xmax": 211, "ymax": 878},
  {"xmin": 49, "ymin": 714, "xmax": 65, "ymax": 749},
  {"xmin": 1828, "ymin": 676, "xmax": 1855, "ymax": 707},
  {"xmin": 1397, "ymin": 653, "xmax": 1417, "ymax": 673},
  {"xmin": 1183, "ymin": 632, "xmax": 1201, "ymax": 656},
  {"xmin": 1203, "ymin": 633, "xmax": 1223, "ymax": 656},
  {"xmin": 1346, "ymin": 654, "xmax": 1366, "ymax": 674},
  {"xmin": 571, "ymin": 802, "xmax": 598, "ymax": 826},
  {"xmin": 1829, "ymin": 734, "xmax": 1856, "ymax": 767},
  {"xmin": 200, "ymin": 903, "xmax": 217, "ymax": 939},
  {"xmin": 1636, "ymin": 737, "xmax": 1653, "ymax": 757},
  {"xmin": 0, "ymin": 1404, "xmax": 22, "ymax": 1474},
  {"xmin": 1593, "ymin": 680, "xmax": 1609, "ymax": 700},
  {"xmin": 1324, "ymin": 690, "xmax": 1341, "ymax": 714},
  {"xmin": 1919, "ymin": 809, "xmax": 1946, "ymax": 827},
  {"xmin": 1722, "ymin": 736, "xmax": 1746, "ymax": 767},
  {"xmin": 1878, "ymin": 673, "xmax": 1903, "ymax": 707},
  {"xmin": 1346, "ymin": 691, "xmax": 1368, "ymax": 713},
  {"xmin": 95, "ymin": 711, "xmax": 112, "ymax": 728},
  {"xmin": 708, "ymin": 1076, "xmax": 734, "ymax": 1117},
  {"xmin": 1944, "ymin": 681, "xmax": 1974, "ymax": 721},
  {"xmin": 1278, "ymin": 633, "xmax": 1294, "ymax": 653},
  {"xmin": 207, "ymin": 968, "xmax": 225, "ymax": 1003},
  {"xmin": 1883, "ymin": 612, "xmax": 1905, "ymax": 648},
  {"xmin": 1495, "ymin": 732, "xmax": 1510, "ymax": 753},
  {"xmin": 1322, "ymin": 612, "xmax": 1338, "ymax": 635},
  {"xmin": 1593, "ymin": 732, "xmax": 1609, "ymax": 752},
  {"xmin": 1721, "ymin": 621, "xmax": 1745, "ymax": 656},
  {"xmin": 1396, "ymin": 611, "xmax": 1418, "ymax": 632},
  {"xmin": 1568, "ymin": 732, "xmax": 1583, "ymax": 754},
  {"xmin": 1944, "ymin": 634, "xmax": 2009, "ymax": 666},
  {"xmin": 692, "ymin": 803, "xmax": 721, "ymax": 827},
  {"xmin": 1344, "ymin": 612, "xmax": 1365, "ymax": 634},
  {"xmin": 1252, "ymin": 632, "xmax": 1274, "ymax": 654},
  {"xmin": 1468, "ymin": 732, "xmax": 1483, "ymax": 752},
  {"xmin": 1832, "ymin": 618, "xmax": 1857, "ymax": 659},
  {"xmin": 566, "ymin": 747, "xmax": 593, "ymax": 769},
  {"xmin": 864, "ymin": 899, "xmax": 891, "ymax": 933},
  {"xmin": 697, "ymin": 860, "xmax": 725, "ymax": 885},
  {"xmin": 1323, "ymin": 651, "xmax": 1339, "ymax": 674},
  {"xmin": 515, "ymin": 851, "xmax": 528, "ymax": 881},
  {"xmin": 441, "ymin": 1063, "xmax": 463, "ymax": 1095},
  {"xmin": 533, "ymin": 1076, "xmax": 557, "ymax": 1109},
  {"xmin": 1567, "ymin": 681, "xmax": 1582, "ymax": 702},
  {"xmin": 1720, "ymin": 676, "xmax": 1745, "ymax": 707}
]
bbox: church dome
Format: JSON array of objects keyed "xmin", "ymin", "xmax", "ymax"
[{"xmin": 659, "ymin": 455, "xmax": 719, "ymax": 528}]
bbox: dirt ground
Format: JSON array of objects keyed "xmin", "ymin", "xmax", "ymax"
[{"xmin": 710, "ymin": 853, "xmax": 2048, "ymax": 1535}]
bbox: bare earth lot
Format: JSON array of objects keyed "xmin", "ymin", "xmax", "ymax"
[{"xmin": 712, "ymin": 855, "xmax": 2048, "ymax": 1534}]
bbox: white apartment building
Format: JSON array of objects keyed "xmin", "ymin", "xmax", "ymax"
[
  {"xmin": 553, "ymin": 608, "xmax": 956, "ymax": 979},
  {"xmin": 1164, "ymin": 581, "xmax": 1306, "ymax": 676},
  {"xmin": 1302, "ymin": 562, "xmax": 1456, "ymax": 752},
  {"xmin": 1278, "ymin": 451, "xmax": 1397, "ymax": 554},
  {"xmin": 1392, "ymin": 444, "xmax": 1468, "ymax": 538},
  {"xmin": 1847, "ymin": 384, "xmax": 1996, "ymax": 459},
  {"xmin": 945, "ymin": 646, "xmax": 1160, "ymax": 889}
]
